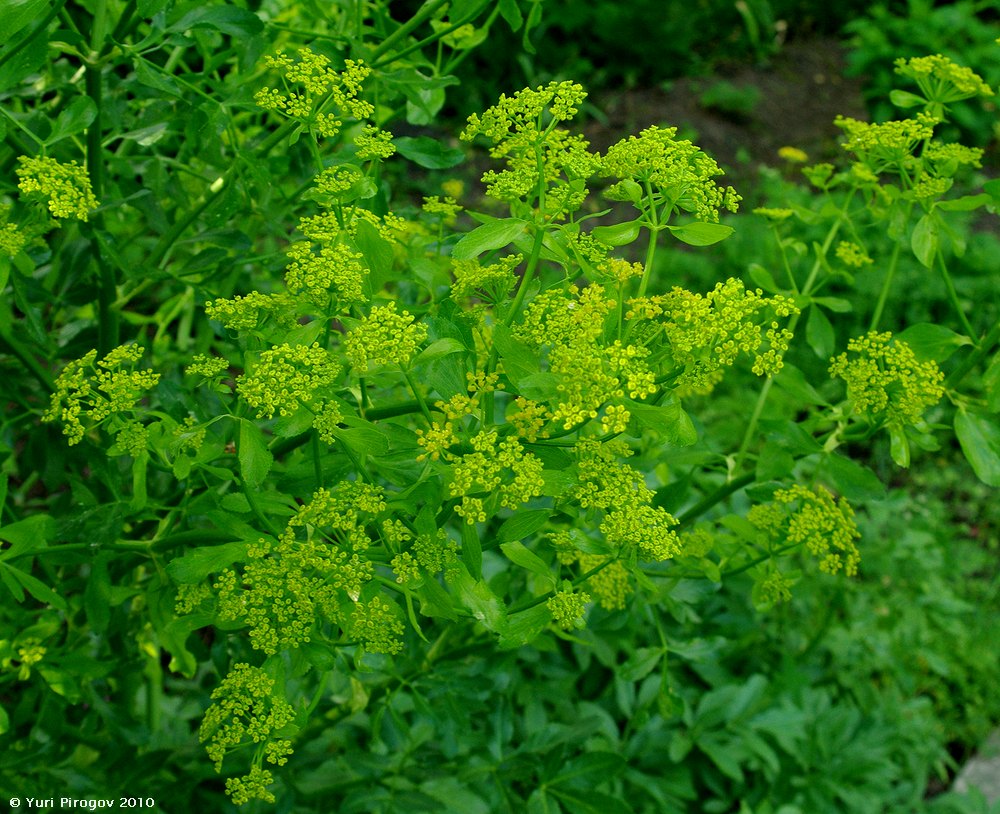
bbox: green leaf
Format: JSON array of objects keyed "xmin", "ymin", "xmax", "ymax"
[
  {"xmin": 461, "ymin": 522, "xmax": 482, "ymax": 579},
  {"xmin": 667, "ymin": 221, "xmax": 734, "ymax": 246},
  {"xmin": 984, "ymin": 353, "xmax": 1000, "ymax": 414},
  {"xmin": 238, "ymin": 419, "xmax": 272, "ymax": 488},
  {"xmin": 747, "ymin": 263, "xmax": 780, "ymax": 293},
  {"xmin": 591, "ymin": 220, "xmax": 641, "ymax": 247},
  {"xmin": 620, "ymin": 648, "xmax": 664, "ymax": 682},
  {"xmin": 810, "ymin": 296, "xmax": 852, "ymax": 313},
  {"xmin": 895, "ymin": 322, "xmax": 972, "ymax": 362},
  {"xmin": 955, "ymin": 409, "xmax": 1000, "ymax": 486},
  {"xmin": 411, "ymin": 337, "xmax": 467, "ymax": 368},
  {"xmin": 889, "ymin": 89, "xmax": 926, "ymax": 108},
  {"xmin": 824, "ymin": 454, "xmax": 885, "ymax": 502},
  {"xmin": 498, "ymin": 0, "xmax": 523, "ymax": 29},
  {"xmin": 0, "ymin": 0, "xmax": 49, "ymax": 46},
  {"xmin": 497, "ymin": 510, "xmax": 552, "ymax": 544},
  {"xmin": 46, "ymin": 97, "xmax": 97, "ymax": 145},
  {"xmin": 165, "ymin": 541, "xmax": 248, "ymax": 584},
  {"xmin": 493, "ymin": 323, "xmax": 540, "ymax": 386},
  {"xmin": 550, "ymin": 788, "xmax": 630, "ymax": 814},
  {"xmin": 806, "ymin": 304, "xmax": 835, "ymax": 360},
  {"xmin": 160, "ymin": 612, "xmax": 214, "ymax": 677},
  {"xmin": 84, "ymin": 553, "xmax": 112, "ymax": 633},
  {"xmin": 498, "ymin": 604, "xmax": 551, "ymax": 649},
  {"xmin": 888, "ymin": 424, "xmax": 910, "ymax": 468},
  {"xmin": 0, "ymin": 703, "xmax": 8, "ymax": 735},
  {"xmin": 453, "ymin": 568, "xmax": 506, "ymax": 632},
  {"xmin": 1, "ymin": 563, "xmax": 67, "ymax": 609},
  {"xmin": 393, "ymin": 136, "xmax": 465, "ymax": 169},
  {"xmin": 936, "ymin": 193, "xmax": 991, "ymax": 212},
  {"xmin": 0, "ymin": 514, "xmax": 55, "ymax": 560},
  {"xmin": 336, "ymin": 425, "xmax": 391, "ymax": 457},
  {"xmin": 452, "ymin": 218, "xmax": 528, "ymax": 259},
  {"xmin": 911, "ymin": 212, "xmax": 939, "ymax": 268},
  {"xmin": 169, "ymin": 6, "xmax": 264, "ymax": 37},
  {"xmin": 500, "ymin": 540, "xmax": 553, "ymax": 584},
  {"xmin": 629, "ymin": 399, "xmax": 697, "ymax": 446}
]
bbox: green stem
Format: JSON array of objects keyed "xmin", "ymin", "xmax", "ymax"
[
  {"xmin": 370, "ymin": 0, "xmax": 451, "ymax": 62},
  {"xmin": 0, "ymin": 327, "xmax": 54, "ymax": 391},
  {"xmin": 946, "ymin": 319, "xmax": 1000, "ymax": 389},
  {"xmin": 636, "ymin": 222, "xmax": 660, "ymax": 299},
  {"xmin": 239, "ymin": 473, "xmax": 281, "ymax": 537},
  {"xmin": 677, "ymin": 472, "xmax": 755, "ymax": 528},
  {"xmin": 937, "ymin": 250, "xmax": 976, "ymax": 339},
  {"xmin": 869, "ymin": 227, "xmax": 905, "ymax": 332},
  {"xmin": 312, "ymin": 431, "xmax": 324, "ymax": 488},
  {"xmin": 402, "ymin": 367, "xmax": 434, "ymax": 425}
]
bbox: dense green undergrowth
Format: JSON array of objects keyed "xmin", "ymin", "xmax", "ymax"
[{"xmin": 1, "ymin": 2, "xmax": 999, "ymax": 812}]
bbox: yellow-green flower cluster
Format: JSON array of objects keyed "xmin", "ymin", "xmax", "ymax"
[
  {"xmin": 175, "ymin": 581, "xmax": 213, "ymax": 615},
  {"xmin": 462, "ymin": 80, "xmax": 587, "ymax": 149},
  {"xmin": 199, "ymin": 663, "xmax": 295, "ymax": 805},
  {"xmin": 572, "ymin": 439, "xmax": 681, "ymax": 560},
  {"xmin": 923, "ymin": 141, "xmax": 983, "ymax": 171},
  {"xmin": 236, "ymin": 343, "xmax": 341, "ymax": 419},
  {"xmin": 757, "ymin": 569, "xmax": 794, "ymax": 605},
  {"xmin": 344, "ymin": 302, "xmax": 427, "ymax": 369},
  {"xmin": 422, "ymin": 196, "xmax": 462, "ymax": 224},
  {"xmin": 894, "ymin": 54, "xmax": 993, "ymax": 103},
  {"xmin": 834, "ymin": 114, "xmax": 937, "ymax": 170},
  {"xmin": 449, "ymin": 431, "xmax": 545, "ymax": 524},
  {"xmin": 110, "ymin": 421, "xmax": 148, "ymax": 457},
  {"xmin": 600, "ymin": 504, "xmax": 682, "ymax": 561},
  {"xmin": 16, "ymin": 156, "xmax": 99, "ymax": 220},
  {"xmin": 0, "ymin": 222, "xmax": 27, "ymax": 256},
  {"xmin": 13, "ymin": 638, "xmax": 46, "ymax": 680},
  {"xmin": 311, "ymin": 400, "xmax": 344, "ymax": 443},
  {"xmin": 43, "ymin": 344, "xmax": 160, "ymax": 445},
  {"xmin": 836, "ymin": 241, "xmax": 873, "ymax": 268},
  {"xmin": 205, "ymin": 292, "xmax": 298, "ymax": 333},
  {"xmin": 829, "ymin": 331, "xmax": 945, "ymax": 427},
  {"xmin": 314, "ymin": 165, "xmax": 363, "ymax": 196},
  {"xmin": 462, "ymin": 82, "xmax": 598, "ymax": 214},
  {"xmin": 391, "ymin": 552, "xmax": 421, "ymax": 585},
  {"xmin": 601, "ymin": 125, "xmax": 741, "ymax": 222},
  {"xmin": 630, "ymin": 278, "xmax": 798, "ymax": 392},
  {"xmin": 411, "ymin": 529, "xmax": 459, "ymax": 575},
  {"xmin": 750, "ymin": 485, "xmax": 861, "ymax": 576},
  {"xmin": 452, "ymin": 254, "xmax": 521, "ymax": 301},
  {"xmin": 215, "ymin": 484, "xmax": 384, "ymax": 653},
  {"xmin": 547, "ymin": 589, "xmax": 591, "ymax": 630},
  {"xmin": 350, "ymin": 595, "xmax": 405, "ymax": 654},
  {"xmin": 577, "ymin": 553, "xmax": 632, "ymax": 610},
  {"xmin": 284, "ymin": 242, "xmax": 368, "ymax": 310},
  {"xmin": 186, "ymin": 354, "xmax": 230, "ymax": 379},
  {"xmin": 354, "ymin": 125, "xmax": 396, "ymax": 161},
  {"xmin": 515, "ymin": 285, "xmax": 657, "ymax": 429},
  {"xmin": 255, "ymin": 50, "xmax": 373, "ymax": 137}
]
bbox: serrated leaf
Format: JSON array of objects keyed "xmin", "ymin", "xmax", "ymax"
[
  {"xmin": 955, "ymin": 409, "xmax": 1000, "ymax": 486},
  {"xmin": 667, "ymin": 221, "xmax": 734, "ymax": 246},
  {"xmin": 452, "ymin": 218, "xmax": 528, "ymax": 259},
  {"xmin": 238, "ymin": 419, "xmax": 272, "ymax": 488},
  {"xmin": 165, "ymin": 541, "xmax": 248, "ymax": 584},
  {"xmin": 394, "ymin": 135, "xmax": 464, "ymax": 169}
]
